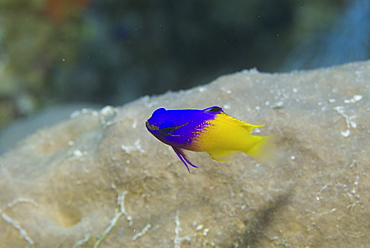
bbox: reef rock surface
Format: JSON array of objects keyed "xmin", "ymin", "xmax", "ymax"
[{"xmin": 0, "ymin": 61, "xmax": 369, "ymax": 248}]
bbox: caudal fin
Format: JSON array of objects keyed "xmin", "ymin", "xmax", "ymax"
[
  {"xmin": 245, "ymin": 135, "xmax": 274, "ymax": 162},
  {"xmin": 206, "ymin": 135, "xmax": 274, "ymax": 162}
]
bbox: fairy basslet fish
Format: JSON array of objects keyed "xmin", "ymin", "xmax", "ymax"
[{"xmin": 146, "ymin": 106, "xmax": 271, "ymax": 172}]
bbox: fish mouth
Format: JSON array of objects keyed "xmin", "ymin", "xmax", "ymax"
[{"xmin": 146, "ymin": 121, "xmax": 159, "ymax": 131}]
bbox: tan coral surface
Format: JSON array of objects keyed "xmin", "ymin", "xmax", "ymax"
[{"xmin": 0, "ymin": 61, "xmax": 369, "ymax": 247}]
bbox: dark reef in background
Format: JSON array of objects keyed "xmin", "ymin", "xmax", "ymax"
[
  {"xmin": 283, "ymin": 0, "xmax": 370, "ymax": 71},
  {"xmin": 50, "ymin": 0, "xmax": 370, "ymax": 105},
  {"xmin": 70, "ymin": 0, "xmax": 295, "ymax": 105}
]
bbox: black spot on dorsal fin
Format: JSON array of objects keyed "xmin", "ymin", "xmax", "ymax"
[
  {"xmin": 209, "ymin": 106, "xmax": 221, "ymax": 112},
  {"xmin": 204, "ymin": 106, "xmax": 223, "ymax": 113}
]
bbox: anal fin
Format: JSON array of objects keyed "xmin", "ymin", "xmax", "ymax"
[{"xmin": 207, "ymin": 150, "xmax": 236, "ymax": 161}]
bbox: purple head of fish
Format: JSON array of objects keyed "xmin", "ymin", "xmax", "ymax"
[{"xmin": 146, "ymin": 106, "xmax": 223, "ymax": 148}]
